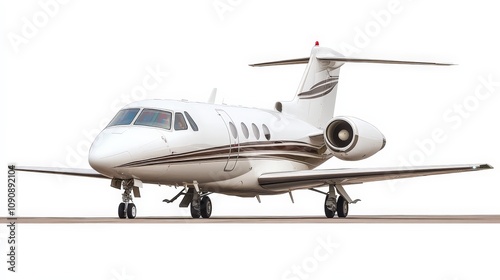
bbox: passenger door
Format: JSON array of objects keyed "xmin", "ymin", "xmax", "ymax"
[{"xmin": 215, "ymin": 109, "xmax": 239, "ymax": 171}]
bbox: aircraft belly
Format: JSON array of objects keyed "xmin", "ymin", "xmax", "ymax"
[
  {"xmin": 122, "ymin": 160, "xmax": 252, "ymax": 185},
  {"xmin": 119, "ymin": 158, "xmax": 314, "ymax": 196},
  {"xmin": 203, "ymin": 159, "xmax": 313, "ymax": 196}
]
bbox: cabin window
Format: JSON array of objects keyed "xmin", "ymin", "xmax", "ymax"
[
  {"xmin": 184, "ymin": 111, "xmax": 199, "ymax": 131},
  {"xmin": 252, "ymin": 123, "xmax": 260, "ymax": 139},
  {"xmin": 108, "ymin": 108, "xmax": 140, "ymax": 127},
  {"xmin": 262, "ymin": 124, "xmax": 271, "ymax": 140},
  {"xmin": 174, "ymin": 112, "xmax": 188, "ymax": 130},
  {"xmin": 229, "ymin": 122, "xmax": 238, "ymax": 139},
  {"xmin": 241, "ymin": 122, "xmax": 249, "ymax": 139},
  {"xmin": 133, "ymin": 109, "xmax": 172, "ymax": 130}
]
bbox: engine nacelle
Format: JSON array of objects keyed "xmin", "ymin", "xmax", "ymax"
[{"xmin": 324, "ymin": 116, "xmax": 386, "ymax": 161}]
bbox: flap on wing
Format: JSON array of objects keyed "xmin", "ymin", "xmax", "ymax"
[
  {"xmin": 16, "ymin": 166, "xmax": 108, "ymax": 179},
  {"xmin": 258, "ymin": 164, "xmax": 492, "ymax": 192}
]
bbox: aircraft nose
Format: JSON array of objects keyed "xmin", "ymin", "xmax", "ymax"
[
  {"xmin": 88, "ymin": 133, "xmax": 131, "ymax": 178},
  {"xmin": 89, "ymin": 126, "xmax": 170, "ymax": 177}
]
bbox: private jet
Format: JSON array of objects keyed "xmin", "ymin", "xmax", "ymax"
[{"xmin": 17, "ymin": 42, "xmax": 492, "ymax": 219}]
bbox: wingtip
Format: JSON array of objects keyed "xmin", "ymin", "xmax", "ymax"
[
  {"xmin": 475, "ymin": 164, "xmax": 493, "ymax": 170},
  {"xmin": 480, "ymin": 164, "xmax": 494, "ymax": 169}
]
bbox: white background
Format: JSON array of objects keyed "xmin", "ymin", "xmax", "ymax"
[{"xmin": 1, "ymin": 0, "xmax": 500, "ymax": 279}]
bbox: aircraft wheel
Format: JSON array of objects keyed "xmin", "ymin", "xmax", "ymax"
[
  {"xmin": 200, "ymin": 196, "xmax": 212, "ymax": 218},
  {"xmin": 324, "ymin": 195, "xmax": 335, "ymax": 218},
  {"xmin": 190, "ymin": 202, "xmax": 201, "ymax": 218},
  {"xmin": 127, "ymin": 203, "xmax": 137, "ymax": 219},
  {"xmin": 118, "ymin": 202, "xmax": 126, "ymax": 219},
  {"xmin": 336, "ymin": 196, "xmax": 349, "ymax": 218}
]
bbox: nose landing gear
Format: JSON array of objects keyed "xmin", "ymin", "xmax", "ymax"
[
  {"xmin": 118, "ymin": 202, "xmax": 136, "ymax": 219},
  {"xmin": 117, "ymin": 179, "xmax": 138, "ymax": 219}
]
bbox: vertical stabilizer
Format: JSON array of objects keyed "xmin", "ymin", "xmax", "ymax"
[{"xmin": 280, "ymin": 44, "xmax": 345, "ymax": 129}]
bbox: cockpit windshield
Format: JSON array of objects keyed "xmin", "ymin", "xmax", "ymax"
[
  {"xmin": 134, "ymin": 109, "xmax": 172, "ymax": 130},
  {"xmin": 107, "ymin": 108, "xmax": 140, "ymax": 127}
]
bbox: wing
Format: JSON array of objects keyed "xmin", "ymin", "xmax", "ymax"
[
  {"xmin": 15, "ymin": 166, "xmax": 108, "ymax": 179},
  {"xmin": 258, "ymin": 164, "xmax": 493, "ymax": 192}
]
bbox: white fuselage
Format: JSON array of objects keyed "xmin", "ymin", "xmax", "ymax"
[{"xmin": 89, "ymin": 99, "xmax": 332, "ymax": 196}]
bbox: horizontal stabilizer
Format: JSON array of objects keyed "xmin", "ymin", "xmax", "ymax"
[
  {"xmin": 249, "ymin": 57, "xmax": 309, "ymax": 67},
  {"xmin": 316, "ymin": 55, "xmax": 454, "ymax": 66},
  {"xmin": 250, "ymin": 56, "xmax": 453, "ymax": 67}
]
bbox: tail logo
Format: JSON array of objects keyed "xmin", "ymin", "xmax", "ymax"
[{"xmin": 298, "ymin": 76, "xmax": 339, "ymax": 100}]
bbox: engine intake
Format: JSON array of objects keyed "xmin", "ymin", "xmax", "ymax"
[{"xmin": 324, "ymin": 116, "xmax": 386, "ymax": 161}]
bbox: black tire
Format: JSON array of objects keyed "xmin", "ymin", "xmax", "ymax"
[
  {"xmin": 190, "ymin": 202, "xmax": 201, "ymax": 218},
  {"xmin": 336, "ymin": 196, "xmax": 349, "ymax": 218},
  {"xmin": 118, "ymin": 202, "xmax": 126, "ymax": 219},
  {"xmin": 127, "ymin": 203, "xmax": 137, "ymax": 219},
  {"xmin": 200, "ymin": 196, "xmax": 212, "ymax": 218},
  {"xmin": 324, "ymin": 195, "xmax": 335, "ymax": 218}
]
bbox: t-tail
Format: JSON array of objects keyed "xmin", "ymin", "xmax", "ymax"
[{"xmin": 250, "ymin": 41, "xmax": 453, "ymax": 129}]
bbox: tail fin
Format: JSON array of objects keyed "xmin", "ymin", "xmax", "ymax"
[{"xmin": 250, "ymin": 42, "xmax": 452, "ymax": 129}]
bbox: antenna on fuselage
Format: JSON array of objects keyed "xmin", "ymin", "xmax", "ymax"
[{"xmin": 208, "ymin": 88, "xmax": 217, "ymax": 104}]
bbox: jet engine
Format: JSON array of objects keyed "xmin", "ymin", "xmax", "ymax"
[{"xmin": 324, "ymin": 116, "xmax": 386, "ymax": 161}]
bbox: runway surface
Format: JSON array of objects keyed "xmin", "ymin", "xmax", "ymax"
[{"xmin": 2, "ymin": 215, "xmax": 500, "ymax": 224}]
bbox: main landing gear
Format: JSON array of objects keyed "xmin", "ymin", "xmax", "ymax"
[
  {"xmin": 322, "ymin": 184, "xmax": 358, "ymax": 218},
  {"xmin": 163, "ymin": 182, "xmax": 213, "ymax": 219},
  {"xmin": 324, "ymin": 194, "xmax": 348, "ymax": 218},
  {"xmin": 190, "ymin": 191, "xmax": 212, "ymax": 218}
]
